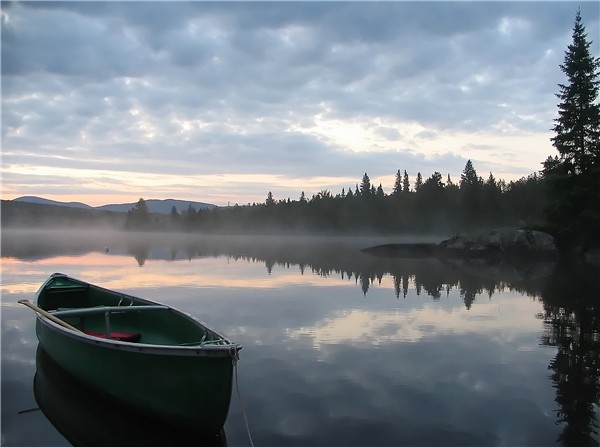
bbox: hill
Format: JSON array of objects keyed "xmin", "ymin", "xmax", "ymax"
[
  {"xmin": 1, "ymin": 200, "xmax": 126, "ymax": 229},
  {"xmin": 13, "ymin": 196, "xmax": 93, "ymax": 209},
  {"xmin": 13, "ymin": 196, "xmax": 216, "ymax": 214}
]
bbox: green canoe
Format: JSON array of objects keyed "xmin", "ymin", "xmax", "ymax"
[{"xmin": 29, "ymin": 272, "xmax": 242, "ymax": 435}]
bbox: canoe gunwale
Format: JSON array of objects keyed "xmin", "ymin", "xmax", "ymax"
[{"xmin": 36, "ymin": 315, "xmax": 242, "ymax": 357}]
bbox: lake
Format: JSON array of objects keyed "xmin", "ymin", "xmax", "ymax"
[{"xmin": 2, "ymin": 229, "xmax": 599, "ymax": 446}]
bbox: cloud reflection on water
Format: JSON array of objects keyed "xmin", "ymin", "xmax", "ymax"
[
  {"xmin": 287, "ymin": 291, "xmax": 544, "ymax": 348},
  {"xmin": 2, "ymin": 230, "xmax": 597, "ymax": 446}
]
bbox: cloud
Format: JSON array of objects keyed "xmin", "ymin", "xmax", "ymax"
[{"xmin": 1, "ymin": 1, "xmax": 598, "ymax": 205}]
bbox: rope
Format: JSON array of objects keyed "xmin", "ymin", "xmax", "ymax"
[{"xmin": 232, "ymin": 349, "xmax": 255, "ymax": 447}]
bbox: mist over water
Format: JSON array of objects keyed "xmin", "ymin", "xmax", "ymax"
[
  {"xmin": 1, "ymin": 228, "xmax": 444, "ymax": 263},
  {"xmin": 1, "ymin": 228, "xmax": 598, "ymax": 446}
]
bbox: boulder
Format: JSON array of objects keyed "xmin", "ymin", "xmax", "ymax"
[{"xmin": 438, "ymin": 227, "xmax": 558, "ymax": 258}]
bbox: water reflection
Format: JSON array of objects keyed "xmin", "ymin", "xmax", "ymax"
[
  {"xmin": 540, "ymin": 262, "xmax": 600, "ymax": 446},
  {"xmin": 2, "ymin": 229, "xmax": 599, "ymax": 445},
  {"xmin": 34, "ymin": 346, "xmax": 227, "ymax": 447},
  {"xmin": 3, "ymin": 230, "xmax": 556, "ymax": 307}
]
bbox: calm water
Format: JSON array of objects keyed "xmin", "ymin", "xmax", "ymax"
[{"xmin": 1, "ymin": 229, "xmax": 599, "ymax": 447}]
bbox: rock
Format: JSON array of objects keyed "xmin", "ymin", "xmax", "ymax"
[{"xmin": 438, "ymin": 227, "xmax": 558, "ymax": 258}]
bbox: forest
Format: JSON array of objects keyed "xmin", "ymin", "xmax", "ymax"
[{"xmin": 125, "ymin": 161, "xmax": 543, "ymax": 236}]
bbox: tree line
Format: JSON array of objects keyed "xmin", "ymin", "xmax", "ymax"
[{"xmin": 127, "ymin": 160, "xmax": 544, "ymax": 235}]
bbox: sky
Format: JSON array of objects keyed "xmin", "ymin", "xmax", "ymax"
[{"xmin": 2, "ymin": 1, "xmax": 599, "ymax": 207}]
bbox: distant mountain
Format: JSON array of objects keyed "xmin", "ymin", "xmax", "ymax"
[
  {"xmin": 13, "ymin": 196, "xmax": 92, "ymax": 209},
  {"xmin": 2, "ymin": 199, "xmax": 126, "ymax": 229},
  {"xmin": 13, "ymin": 196, "xmax": 216, "ymax": 214}
]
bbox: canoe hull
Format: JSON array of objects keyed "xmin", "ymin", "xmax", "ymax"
[{"xmin": 33, "ymin": 273, "xmax": 241, "ymax": 434}]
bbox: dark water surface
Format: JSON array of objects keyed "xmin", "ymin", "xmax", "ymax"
[{"xmin": 2, "ymin": 230, "xmax": 599, "ymax": 446}]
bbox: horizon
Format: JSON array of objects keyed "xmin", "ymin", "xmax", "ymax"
[
  {"xmin": 5, "ymin": 164, "xmax": 539, "ymax": 208},
  {"xmin": 2, "ymin": 2, "xmax": 598, "ymax": 207}
]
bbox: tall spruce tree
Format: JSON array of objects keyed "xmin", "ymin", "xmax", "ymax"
[
  {"xmin": 414, "ymin": 172, "xmax": 423, "ymax": 191},
  {"xmin": 402, "ymin": 170, "xmax": 410, "ymax": 193},
  {"xmin": 543, "ymin": 10, "xmax": 600, "ymax": 248},
  {"xmin": 459, "ymin": 160, "xmax": 483, "ymax": 226},
  {"xmin": 393, "ymin": 169, "xmax": 403, "ymax": 196},
  {"xmin": 360, "ymin": 173, "xmax": 372, "ymax": 197}
]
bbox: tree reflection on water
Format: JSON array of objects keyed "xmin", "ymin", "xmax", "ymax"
[
  {"xmin": 3, "ymin": 229, "xmax": 599, "ymax": 444},
  {"xmin": 540, "ymin": 262, "xmax": 600, "ymax": 447}
]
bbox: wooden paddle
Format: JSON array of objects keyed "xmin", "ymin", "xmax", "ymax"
[{"xmin": 18, "ymin": 299, "xmax": 82, "ymax": 333}]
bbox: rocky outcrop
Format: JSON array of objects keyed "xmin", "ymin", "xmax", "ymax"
[
  {"xmin": 438, "ymin": 227, "xmax": 558, "ymax": 258},
  {"xmin": 362, "ymin": 227, "xmax": 559, "ymax": 260}
]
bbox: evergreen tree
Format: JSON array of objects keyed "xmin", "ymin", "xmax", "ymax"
[
  {"xmin": 183, "ymin": 204, "xmax": 197, "ymax": 229},
  {"xmin": 360, "ymin": 173, "xmax": 372, "ymax": 197},
  {"xmin": 414, "ymin": 172, "xmax": 423, "ymax": 191},
  {"xmin": 543, "ymin": 10, "xmax": 600, "ymax": 248},
  {"xmin": 459, "ymin": 160, "xmax": 483, "ymax": 226},
  {"xmin": 266, "ymin": 191, "xmax": 275, "ymax": 207},
  {"xmin": 418, "ymin": 172, "xmax": 445, "ymax": 218},
  {"xmin": 169, "ymin": 205, "xmax": 181, "ymax": 229},
  {"xmin": 403, "ymin": 170, "xmax": 410, "ymax": 193},
  {"xmin": 393, "ymin": 170, "xmax": 403, "ymax": 196},
  {"xmin": 550, "ymin": 10, "xmax": 600, "ymax": 173},
  {"xmin": 483, "ymin": 172, "xmax": 502, "ymax": 223},
  {"xmin": 460, "ymin": 160, "xmax": 480, "ymax": 188},
  {"xmin": 125, "ymin": 197, "xmax": 151, "ymax": 229}
]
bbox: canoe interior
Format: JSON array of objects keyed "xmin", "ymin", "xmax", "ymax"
[{"xmin": 37, "ymin": 274, "xmax": 226, "ymax": 346}]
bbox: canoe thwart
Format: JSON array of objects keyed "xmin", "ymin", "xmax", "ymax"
[{"xmin": 50, "ymin": 305, "xmax": 169, "ymax": 317}]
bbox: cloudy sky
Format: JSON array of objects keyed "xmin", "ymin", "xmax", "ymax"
[{"xmin": 2, "ymin": 1, "xmax": 599, "ymax": 207}]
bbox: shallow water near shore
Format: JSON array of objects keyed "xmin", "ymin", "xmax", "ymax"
[{"xmin": 2, "ymin": 229, "xmax": 599, "ymax": 446}]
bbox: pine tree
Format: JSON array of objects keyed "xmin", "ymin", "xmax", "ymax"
[
  {"xmin": 543, "ymin": 10, "xmax": 600, "ymax": 248},
  {"xmin": 392, "ymin": 170, "xmax": 402, "ymax": 196},
  {"xmin": 414, "ymin": 172, "xmax": 423, "ymax": 191},
  {"xmin": 125, "ymin": 197, "xmax": 151, "ymax": 229},
  {"xmin": 460, "ymin": 160, "xmax": 480, "ymax": 189},
  {"xmin": 550, "ymin": 9, "xmax": 600, "ymax": 173},
  {"xmin": 459, "ymin": 160, "xmax": 483, "ymax": 226},
  {"xmin": 402, "ymin": 170, "xmax": 410, "ymax": 193},
  {"xmin": 266, "ymin": 191, "xmax": 275, "ymax": 207},
  {"xmin": 169, "ymin": 205, "xmax": 181, "ymax": 229},
  {"xmin": 360, "ymin": 173, "xmax": 372, "ymax": 197}
]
